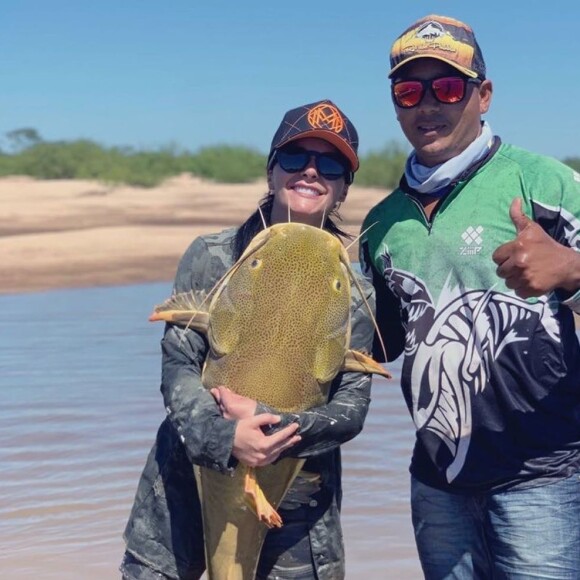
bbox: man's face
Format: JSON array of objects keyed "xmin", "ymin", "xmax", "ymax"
[{"xmin": 392, "ymin": 58, "xmax": 492, "ymax": 167}]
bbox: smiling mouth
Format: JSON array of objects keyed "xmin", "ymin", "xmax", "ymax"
[
  {"xmin": 417, "ymin": 122, "xmax": 446, "ymax": 135},
  {"xmin": 293, "ymin": 185, "xmax": 322, "ymax": 197}
]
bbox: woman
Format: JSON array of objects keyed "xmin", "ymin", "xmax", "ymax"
[{"xmin": 121, "ymin": 99, "xmax": 377, "ymax": 580}]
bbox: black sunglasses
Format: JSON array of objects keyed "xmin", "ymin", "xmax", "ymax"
[
  {"xmin": 273, "ymin": 147, "xmax": 352, "ymax": 183},
  {"xmin": 391, "ymin": 75, "xmax": 482, "ymax": 109}
]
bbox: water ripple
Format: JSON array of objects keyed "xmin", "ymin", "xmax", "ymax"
[{"xmin": 0, "ymin": 283, "xmax": 421, "ymax": 579}]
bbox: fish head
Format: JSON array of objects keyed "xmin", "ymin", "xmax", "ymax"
[{"xmin": 208, "ymin": 223, "xmax": 354, "ymax": 389}]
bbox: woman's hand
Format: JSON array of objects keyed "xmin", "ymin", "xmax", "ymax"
[
  {"xmin": 211, "ymin": 386, "xmax": 300, "ymax": 466},
  {"xmin": 210, "ymin": 385, "xmax": 257, "ymax": 420},
  {"xmin": 232, "ymin": 414, "xmax": 300, "ymax": 467}
]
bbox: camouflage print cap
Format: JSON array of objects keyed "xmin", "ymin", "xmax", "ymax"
[
  {"xmin": 268, "ymin": 99, "xmax": 359, "ymax": 171},
  {"xmin": 389, "ymin": 15, "xmax": 486, "ymax": 80}
]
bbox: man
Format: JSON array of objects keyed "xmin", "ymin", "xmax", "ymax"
[{"xmin": 360, "ymin": 14, "xmax": 580, "ymax": 579}]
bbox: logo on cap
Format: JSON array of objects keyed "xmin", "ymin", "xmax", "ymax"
[
  {"xmin": 307, "ymin": 103, "xmax": 344, "ymax": 134},
  {"xmin": 416, "ymin": 21, "xmax": 446, "ymax": 40},
  {"xmin": 399, "ymin": 21, "xmax": 473, "ymax": 62}
]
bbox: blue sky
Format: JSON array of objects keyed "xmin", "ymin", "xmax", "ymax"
[{"xmin": 2, "ymin": 1, "xmax": 579, "ymax": 160}]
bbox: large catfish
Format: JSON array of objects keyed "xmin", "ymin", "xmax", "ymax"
[{"xmin": 150, "ymin": 222, "xmax": 390, "ymax": 579}]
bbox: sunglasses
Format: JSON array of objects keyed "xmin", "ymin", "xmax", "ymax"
[
  {"xmin": 391, "ymin": 76, "xmax": 481, "ymax": 109},
  {"xmin": 274, "ymin": 147, "xmax": 352, "ymax": 182}
]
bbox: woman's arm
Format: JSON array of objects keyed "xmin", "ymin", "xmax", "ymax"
[
  {"xmin": 161, "ymin": 232, "xmax": 300, "ymax": 472},
  {"xmin": 159, "ymin": 235, "xmax": 237, "ymax": 473}
]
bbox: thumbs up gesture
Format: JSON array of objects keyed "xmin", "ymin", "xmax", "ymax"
[{"xmin": 492, "ymin": 198, "xmax": 577, "ymax": 298}]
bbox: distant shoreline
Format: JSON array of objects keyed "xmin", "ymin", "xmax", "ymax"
[
  {"xmin": 2, "ymin": 175, "xmax": 578, "ymax": 329},
  {"xmin": 0, "ymin": 174, "xmax": 389, "ymax": 295}
]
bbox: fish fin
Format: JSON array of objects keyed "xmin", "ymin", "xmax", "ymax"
[
  {"xmin": 343, "ymin": 350, "xmax": 392, "ymax": 378},
  {"xmin": 243, "ymin": 466, "xmax": 283, "ymax": 529},
  {"xmin": 149, "ymin": 290, "xmax": 210, "ymax": 333}
]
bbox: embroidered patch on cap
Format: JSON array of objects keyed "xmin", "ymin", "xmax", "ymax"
[{"xmin": 307, "ymin": 103, "xmax": 345, "ymax": 133}]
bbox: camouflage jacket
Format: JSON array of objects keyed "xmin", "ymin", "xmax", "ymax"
[{"xmin": 123, "ymin": 227, "xmax": 377, "ymax": 580}]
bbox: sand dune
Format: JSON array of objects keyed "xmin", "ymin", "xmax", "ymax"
[{"xmin": 0, "ymin": 174, "xmax": 390, "ymax": 294}]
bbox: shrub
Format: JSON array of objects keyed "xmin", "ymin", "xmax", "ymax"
[
  {"xmin": 187, "ymin": 145, "xmax": 265, "ymax": 183},
  {"xmin": 563, "ymin": 157, "xmax": 580, "ymax": 173},
  {"xmin": 0, "ymin": 133, "xmax": 267, "ymax": 187},
  {"xmin": 356, "ymin": 141, "xmax": 408, "ymax": 189},
  {"xmin": 0, "ymin": 127, "xmax": 577, "ymax": 188}
]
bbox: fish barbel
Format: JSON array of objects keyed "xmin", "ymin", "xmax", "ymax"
[{"xmin": 150, "ymin": 222, "xmax": 390, "ymax": 579}]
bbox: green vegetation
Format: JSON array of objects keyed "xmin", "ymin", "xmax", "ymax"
[
  {"xmin": 0, "ymin": 127, "xmax": 409, "ymax": 189},
  {"xmin": 356, "ymin": 141, "xmax": 408, "ymax": 189},
  {"xmin": 0, "ymin": 128, "xmax": 577, "ymax": 188},
  {"xmin": 190, "ymin": 145, "xmax": 266, "ymax": 184},
  {"xmin": 0, "ymin": 130, "xmax": 267, "ymax": 187},
  {"xmin": 563, "ymin": 157, "xmax": 580, "ymax": 173}
]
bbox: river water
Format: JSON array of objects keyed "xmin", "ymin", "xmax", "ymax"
[{"xmin": 0, "ymin": 282, "xmax": 421, "ymax": 578}]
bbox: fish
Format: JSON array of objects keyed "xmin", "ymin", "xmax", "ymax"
[{"xmin": 150, "ymin": 222, "xmax": 390, "ymax": 580}]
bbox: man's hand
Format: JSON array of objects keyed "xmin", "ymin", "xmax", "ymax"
[
  {"xmin": 232, "ymin": 414, "xmax": 301, "ymax": 467},
  {"xmin": 492, "ymin": 198, "xmax": 578, "ymax": 298}
]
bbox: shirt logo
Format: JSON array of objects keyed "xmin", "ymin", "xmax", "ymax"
[{"xmin": 460, "ymin": 225, "xmax": 483, "ymax": 255}]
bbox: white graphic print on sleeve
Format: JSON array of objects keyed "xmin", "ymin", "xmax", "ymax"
[{"xmin": 534, "ymin": 201, "xmax": 580, "ymax": 250}]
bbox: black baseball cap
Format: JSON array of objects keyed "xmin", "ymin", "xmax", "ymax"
[{"xmin": 268, "ymin": 99, "xmax": 359, "ymax": 171}]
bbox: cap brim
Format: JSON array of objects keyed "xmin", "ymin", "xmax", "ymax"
[
  {"xmin": 278, "ymin": 129, "xmax": 359, "ymax": 172},
  {"xmin": 388, "ymin": 55, "xmax": 479, "ymax": 79}
]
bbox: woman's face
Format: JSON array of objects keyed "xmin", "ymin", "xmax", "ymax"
[{"xmin": 268, "ymin": 137, "xmax": 350, "ymax": 227}]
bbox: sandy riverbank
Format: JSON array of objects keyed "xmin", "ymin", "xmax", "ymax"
[
  {"xmin": 1, "ymin": 174, "xmax": 578, "ymax": 328},
  {"xmin": 0, "ymin": 174, "xmax": 389, "ymax": 295}
]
